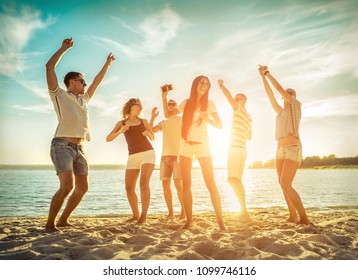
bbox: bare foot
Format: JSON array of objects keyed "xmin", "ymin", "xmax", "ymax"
[
  {"xmin": 297, "ymin": 218, "xmax": 310, "ymax": 225},
  {"xmin": 239, "ymin": 212, "xmax": 250, "ymax": 221},
  {"xmin": 218, "ymin": 221, "xmax": 226, "ymax": 231},
  {"xmin": 181, "ymin": 222, "xmax": 191, "ymax": 230},
  {"xmin": 136, "ymin": 216, "xmax": 147, "ymax": 225},
  {"xmin": 286, "ymin": 216, "xmax": 298, "ymax": 222},
  {"xmin": 56, "ymin": 221, "xmax": 73, "ymax": 227},
  {"xmin": 165, "ymin": 214, "xmax": 175, "ymax": 221},
  {"xmin": 125, "ymin": 217, "xmax": 139, "ymax": 223},
  {"xmin": 45, "ymin": 226, "xmax": 60, "ymax": 233}
]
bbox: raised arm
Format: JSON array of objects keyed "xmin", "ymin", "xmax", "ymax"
[
  {"xmin": 161, "ymin": 87, "xmax": 180, "ymax": 118},
  {"xmin": 87, "ymin": 53, "xmax": 115, "ymax": 99},
  {"xmin": 259, "ymin": 65, "xmax": 282, "ymax": 113},
  {"xmin": 46, "ymin": 38, "xmax": 73, "ymax": 91},
  {"xmin": 265, "ymin": 70, "xmax": 293, "ymax": 104},
  {"xmin": 106, "ymin": 121, "xmax": 128, "ymax": 142},
  {"xmin": 218, "ymin": 79, "xmax": 238, "ymax": 111},
  {"xmin": 150, "ymin": 107, "xmax": 162, "ymax": 133}
]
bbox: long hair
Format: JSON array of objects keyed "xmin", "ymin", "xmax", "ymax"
[
  {"xmin": 121, "ymin": 98, "xmax": 141, "ymax": 119},
  {"xmin": 181, "ymin": 75, "xmax": 210, "ymax": 140}
]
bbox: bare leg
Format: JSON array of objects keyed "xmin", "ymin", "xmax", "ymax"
[
  {"xmin": 276, "ymin": 159, "xmax": 297, "ymax": 222},
  {"xmin": 280, "ymin": 159, "xmax": 310, "ymax": 224},
  {"xmin": 162, "ymin": 179, "xmax": 174, "ymax": 219},
  {"xmin": 45, "ymin": 171, "xmax": 74, "ymax": 232},
  {"xmin": 198, "ymin": 157, "xmax": 226, "ymax": 231},
  {"xmin": 228, "ymin": 177, "xmax": 249, "ymax": 219},
  {"xmin": 125, "ymin": 169, "xmax": 140, "ymax": 222},
  {"xmin": 57, "ymin": 174, "xmax": 89, "ymax": 227},
  {"xmin": 179, "ymin": 156, "xmax": 193, "ymax": 229},
  {"xmin": 173, "ymin": 178, "xmax": 185, "ymax": 219},
  {"xmin": 137, "ymin": 163, "xmax": 154, "ymax": 224}
]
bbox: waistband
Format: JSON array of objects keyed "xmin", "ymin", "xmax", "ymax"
[
  {"xmin": 185, "ymin": 141, "xmax": 202, "ymax": 145},
  {"xmin": 52, "ymin": 138, "xmax": 83, "ymax": 148}
]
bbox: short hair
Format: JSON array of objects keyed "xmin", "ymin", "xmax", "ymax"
[
  {"xmin": 234, "ymin": 93, "xmax": 247, "ymax": 100},
  {"xmin": 286, "ymin": 88, "xmax": 296, "ymax": 96},
  {"xmin": 168, "ymin": 99, "xmax": 177, "ymax": 105},
  {"xmin": 64, "ymin": 72, "xmax": 82, "ymax": 88}
]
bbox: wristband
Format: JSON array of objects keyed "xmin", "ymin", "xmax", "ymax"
[{"xmin": 264, "ymin": 71, "xmax": 270, "ymax": 76}]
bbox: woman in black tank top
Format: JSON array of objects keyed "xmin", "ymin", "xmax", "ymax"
[{"xmin": 106, "ymin": 98, "xmax": 155, "ymax": 224}]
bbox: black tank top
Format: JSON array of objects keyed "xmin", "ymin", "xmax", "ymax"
[{"xmin": 123, "ymin": 119, "xmax": 153, "ymax": 155}]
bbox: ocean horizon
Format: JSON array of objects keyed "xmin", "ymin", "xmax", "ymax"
[{"xmin": 1, "ymin": 167, "xmax": 357, "ymax": 218}]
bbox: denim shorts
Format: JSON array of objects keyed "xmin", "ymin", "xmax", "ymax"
[
  {"xmin": 50, "ymin": 138, "xmax": 89, "ymax": 175},
  {"xmin": 276, "ymin": 144, "xmax": 302, "ymax": 163},
  {"xmin": 160, "ymin": 156, "xmax": 181, "ymax": 180}
]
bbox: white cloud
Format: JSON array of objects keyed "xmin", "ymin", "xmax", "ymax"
[
  {"xmin": 0, "ymin": 5, "xmax": 56, "ymax": 75},
  {"xmin": 94, "ymin": 6, "xmax": 182, "ymax": 59},
  {"xmin": 13, "ymin": 103, "xmax": 52, "ymax": 114},
  {"xmin": 303, "ymin": 94, "xmax": 358, "ymax": 120}
]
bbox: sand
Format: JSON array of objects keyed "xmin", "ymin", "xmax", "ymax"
[{"xmin": 0, "ymin": 209, "xmax": 357, "ymax": 260}]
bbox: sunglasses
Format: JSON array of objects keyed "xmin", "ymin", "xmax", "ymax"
[
  {"xmin": 235, "ymin": 96, "xmax": 246, "ymax": 102},
  {"xmin": 73, "ymin": 78, "xmax": 86, "ymax": 85},
  {"xmin": 168, "ymin": 103, "xmax": 177, "ymax": 106},
  {"xmin": 131, "ymin": 101, "xmax": 142, "ymax": 107}
]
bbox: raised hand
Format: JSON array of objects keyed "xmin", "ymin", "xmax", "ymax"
[
  {"xmin": 62, "ymin": 38, "xmax": 73, "ymax": 50},
  {"xmin": 151, "ymin": 107, "xmax": 159, "ymax": 119},
  {"xmin": 106, "ymin": 53, "xmax": 115, "ymax": 66},
  {"xmin": 218, "ymin": 79, "xmax": 224, "ymax": 87},
  {"xmin": 258, "ymin": 65, "xmax": 268, "ymax": 76}
]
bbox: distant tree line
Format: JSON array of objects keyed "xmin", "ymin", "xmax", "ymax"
[{"xmin": 249, "ymin": 154, "xmax": 358, "ymax": 169}]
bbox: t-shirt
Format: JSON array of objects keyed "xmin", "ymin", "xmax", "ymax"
[
  {"xmin": 49, "ymin": 87, "xmax": 90, "ymax": 140},
  {"xmin": 230, "ymin": 104, "xmax": 252, "ymax": 148},
  {"xmin": 158, "ymin": 116, "xmax": 182, "ymax": 156},
  {"xmin": 177, "ymin": 99, "xmax": 217, "ymax": 142}
]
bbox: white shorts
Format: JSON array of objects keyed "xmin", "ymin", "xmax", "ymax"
[
  {"xmin": 126, "ymin": 150, "xmax": 155, "ymax": 170},
  {"xmin": 228, "ymin": 147, "xmax": 247, "ymax": 179},
  {"xmin": 178, "ymin": 140, "xmax": 211, "ymax": 159}
]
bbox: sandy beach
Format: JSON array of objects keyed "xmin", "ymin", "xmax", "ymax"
[{"xmin": 0, "ymin": 209, "xmax": 357, "ymax": 260}]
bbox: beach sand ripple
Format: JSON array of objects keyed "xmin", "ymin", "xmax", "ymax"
[{"xmin": 0, "ymin": 210, "xmax": 357, "ymax": 260}]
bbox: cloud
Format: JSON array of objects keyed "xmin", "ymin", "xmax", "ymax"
[
  {"xmin": 93, "ymin": 6, "xmax": 182, "ymax": 59},
  {"xmin": 303, "ymin": 94, "xmax": 358, "ymax": 120},
  {"xmin": 0, "ymin": 5, "xmax": 56, "ymax": 76},
  {"xmin": 12, "ymin": 103, "xmax": 52, "ymax": 114}
]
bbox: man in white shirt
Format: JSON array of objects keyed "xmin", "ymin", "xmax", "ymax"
[
  {"xmin": 45, "ymin": 38, "xmax": 115, "ymax": 232},
  {"xmin": 150, "ymin": 99, "xmax": 185, "ymax": 219}
]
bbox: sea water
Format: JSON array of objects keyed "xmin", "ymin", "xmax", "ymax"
[{"xmin": 0, "ymin": 168, "xmax": 357, "ymax": 217}]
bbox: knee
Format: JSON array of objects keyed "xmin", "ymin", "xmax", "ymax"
[
  {"xmin": 59, "ymin": 183, "xmax": 74, "ymax": 197},
  {"xmin": 77, "ymin": 184, "xmax": 88, "ymax": 196},
  {"xmin": 125, "ymin": 184, "xmax": 134, "ymax": 193},
  {"xmin": 228, "ymin": 177, "xmax": 238, "ymax": 185},
  {"xmin": 139, "ymin": 183, "xmax": 149, "ymax": 192}
]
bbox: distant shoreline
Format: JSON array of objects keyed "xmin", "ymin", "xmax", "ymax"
[{"xmin": 0, "ymin": 164, "xmax": 357, "ymax": 170}]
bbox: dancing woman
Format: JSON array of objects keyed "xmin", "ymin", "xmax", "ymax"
[
  {"xmin": 162, "ymin": 76, "xmax": 226, "ymax": 230},
  {"xmin": 107, "ymin": 98, "xmax": 155, "ymax": 224},
  {"xmin": 259, "ymin": 66, "xmax": 310, "ymax": 224}
]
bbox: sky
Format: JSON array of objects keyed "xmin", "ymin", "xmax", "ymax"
[{"xmin": 0, "ymin": 0, "xmax": 358, "ymax": 167}]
